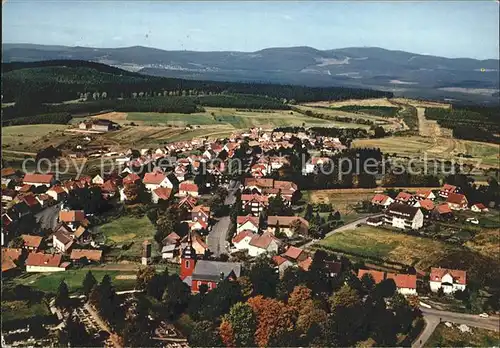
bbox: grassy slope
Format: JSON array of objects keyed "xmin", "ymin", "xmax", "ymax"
[
  {"xmin": 2, "ymin": 300, "xmax": 51, "ymax": 322},
  {"xmin": 2, "ymin": 124, "xmax": 69, "ymax": 150},
  {"xmin": 425, "ymin": 323, "xmax": 500, "ymax": 347}
]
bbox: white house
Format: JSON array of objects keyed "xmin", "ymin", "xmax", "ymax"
[
  {"xmin": 415, "ymin": 189, "xmax": 436, "ymax": 201},
  {"xmin": 371, "ymin": 194, "xmax": 395, "ymax": 207},
  {"xmin": 429, "ymin": 267, "xmax": 467, "ymax": 294},
  {"xmin": 178, "ymin": 181, "xmax": 199, "ymax": 197},
  {"xmin": 232, "ymin": 231, "xmax": 280, "ymax": 257},
  {"xmin": 92, "ymin": 175, "xmax": 104, "ymax": 185},
  {"xmin": 386, "ymin": 273, "xmax": 417, "ymax": 296},
  {"xmin": 384, "ymin": 203, "xmax": 424, "ymax": 230},
  {"xmin": 236, "ymin": 215, "xmax": 260, "ymax": 233},
  {"xmin": 26, "ymin": 253, "xmax": 68, "ymax": 273},
  {"xmin": 471, "ymin": 203, "xmax": 489, "ymax": 213},
  {"xmin": 143, "ymin": 172, "xmax": 173, "ymax": 192}
]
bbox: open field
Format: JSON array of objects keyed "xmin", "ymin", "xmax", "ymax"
[
  {"xmin": 465, "ymin": 229, "xmax": 500, "ymax": 261},
  {"xmin": 100, "ymin": 215, "xmax": 158, "ymax": 259},
  {"xmin": 302, "ymin": 190, "xmax": 374, "ymax": 215},
  {"xmin": 352, "ymin": 136, "xmax": 499, "ymax": 167},
  {"xmin": 304, "ymin": 98, "xmax": 396, "ymax": 108},
  {"xmin": 425, "ymin": 323, "xmax": 500, "ymax": 347},
  {"xmin": 391, "ymin": 98, "xmax": 451, "ymax": 109},
  {"xmin": 317, "ymin": 225, "xmax": 460, "ymax": 269},
  {"xmin": 8, "ymin": 269, "xmax": 138, "ymax": 294},
  {"xmin": 89, "ymin": 107, "xmax": 333, "ymax": 128},
  {"xmin": 2, "ymin": 124, "xmax": 69, "ymax": 151}
]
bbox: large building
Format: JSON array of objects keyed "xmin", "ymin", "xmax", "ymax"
[
  {"xmin": 384, "ymin": 203, "xmax": 424, "ymax": 230},
  {"xmin": 180, "ymin": 235, "xmax": 241, "ymax": 293}
]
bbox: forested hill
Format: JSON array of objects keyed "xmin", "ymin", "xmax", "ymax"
[{"xmin": 2, "ymin": 59, "xmax": 393, "ymax": 104}]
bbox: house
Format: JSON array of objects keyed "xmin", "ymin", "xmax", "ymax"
[
  {"xmin": 358, "ymin": 269, "xmax": 385, "ymax": 284},
  {"xmin": 25, "ymin": 252, "xmax": 68, "ymax": 272},
  {"xmin": 267, "ymin": 216, "xmax": 309, "ymax": 237},
  {"xmin": 241, "ymin": 194, "xmax": 269, "ymax": 216},
  {"xmin": 151, "ymin": 187, "xmax": 173, "ymax": 204},
  {"xmin": 101, "ymin": 180, "xmax": 117, "ymax": 199},
  {"xmin": 179, "ymin": 232, "xmax": 209, "ymax": 256},
  {"xmin": 191, "ymin": 205, "xmax": 210, "ymax": 224},
  {"xmin": 21, "ymin": 194, "xmax": 41, "ymax": 211},
  {"xmin": 70, "ymin": 249, "xmax": 102, "ymax": 265},
  {"xmin": 180, "ymin": 236, "xmax": 241, "ymax": 293},
  {"xmin": 244, "ymin": 178, "xmax": 274, "ymax": 193},
  {"xmin": 386, "ymin": 273, "xmax": 417, "ymax": 295},
  {"xmin": 429, "ymin": 267, "xmax": 467, "ymax": 294},
  {"xmin": 324, "ymin": 261, "xmax": 342, "ymax": 278},
  {"xmin": 366, "ymin": 216, "xmax": 384, "ymax": 227},
  {"xmin": 20, "ymin": 234, "xmax": 43, "ymax": 252},
  {"xmin": 415, "ymin": 189, "xmax": 436, "ymax": 201},
  {"xmin": 46, "ymin": 185, "xmax": 67, "ymax": 202},
  {"xmin": 91, "ymin": 119, "xmax": 117, "ymax": 132},
  {"xmin": 177, "ymin": 195, "xmax": 198, "ymax": 211},
  {"xmin": 432, "ymin": 204, "xmax": 454, "ymax": 220},
  {"xmin": 36, "ymin": 194, "xmax": 54, "ymax": 208},
  {"xmin": 471, "ymin": 203, "xmax": 488, "ymax": 213},
  {"xmin": 298, "ymin": 256, "xmax": 313, "ymax": 271},
  {"xmin": 122, "ymin": 173, "xmax": 141, "ymax": 185},
  {"xmin": 52, "ymin": 229, "xmax": 74, "ymax": 253},
  {"xmin": 59, "ymin": 210, "xmax": 86, "ymax": 231},
  {"xmin": 395, "ymin": 192, "xmax": 415, "ymax": 205},
  {"xmin": 446, "ymin": 193, "xmax": 468, "ymax": 211},
  {"xmin": 1, "ymin": 167, "xmax": 18, "ymax": 186},
  {"xmin": 236, "ymin": 215, "xmax": 259, "ymax": 233},
  {"xmin": 303, "ymin": 157, "xmax": 331, "ymax": 175},
  {"xmin": 23, "ymin": 173, "xmax": 54, "ymax": 187},
  {"xmin": 371, "ymin": 194, "xmax": 394, "ymax": 207},
  {"xmin": 282, "ymin": 246, "xmax": 308, "ymax": 263},
  {"xmin": 439, "ymin": 184, "xmax": 457, "ymax": 198},
  {"xmin": 272, "ymin": 255, "xmax": 293, "ymax": 276},
  {"xmin": 74, "ymin": 226, "xmax": 91, "ymax": 245},
  {"xmin": 384, "ymin": 203, "xmax": 424, "ymax": 230},
  {"xmin": 1, "ymin": 189, "xmax": 17, "ymax": 203},
  {"xmin": 178, "ymin": 181, "xmax": 199, "ymax": 197},
  {"xmin": 232, "ymin": 231, "xmax": 281, "ymax": 257},
  {"xmin": 414, "ymin": 199, "xmax": 435, "ymax": 212},
  {"xmin": 2, "ymin": 248, "xmax": 23, "ymax": 274},
  {"xmin": 92, "ymin": 175, "xmax": 104, "ymax": 185},
  {"xmin": 174, "ymin": 165, "xmax": 187, "ymax": 182},
  {"xmin": 143, "ymin": 172, "xmax": 173, "ymax": 192}
]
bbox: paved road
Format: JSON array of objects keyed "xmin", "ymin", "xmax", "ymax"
[
  {"xmin": 224, "ymin": 180, "xmax": 240, "ymax": 205},
  {"xmin": 413, "ymin": 308, "xmax": 500, "ymax": 348},
  {"xmin": 303, "ymin": 214, "xmax": 381, "ymax": 249},
  {"xmin": 207, "ymin": 216, "xmax": 231, "ymax": 257},
  {"xmin": 35, "ymin": 203, "xmax": 62, "ymax": 230}
]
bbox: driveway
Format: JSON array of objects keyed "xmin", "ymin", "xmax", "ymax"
[
  {"xmin": 302, "ymin": 214, "xmax": 381, "ymax": 249},
  {"xmin": 207, "ymin": 216, "xmax": 230, "ymax": 257},
  {"xmin": 413, "ymin": 307, "xmax": 500, "ymax": 348},
  {"xmin": 35, "ymin": 203, "xmax": 62, "ymax": 230}
]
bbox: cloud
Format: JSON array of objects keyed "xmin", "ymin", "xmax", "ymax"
[
  {"xmin": 112, "ymin": 36, "xmax": 123, "ymax": 41},
  {"xmin": 281, "ymin": 14, "xmax": 294, "ymax": 21}
]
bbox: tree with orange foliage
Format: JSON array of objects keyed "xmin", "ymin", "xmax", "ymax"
[
  {"xmin": 219, "ymin": 320, "xmax": 235, "ymax": 347},
  {"xmin": 288, "ymin": 285, "xmax": 328, "ymax": 337},
  {"xmin": 247, "ymin": 295, "xmax": 297, "ymax": 347}
]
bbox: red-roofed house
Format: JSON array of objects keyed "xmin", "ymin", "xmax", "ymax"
[
  {"xmin": 242, "ymin": 194, "xmax": 269, "ymax": 216},
  {"xmin": 371, "ymin": 194, "xmax": 394, "ymax": 207},
  {"xmin": 282, "ymin": 246, "xmax": 308, "ymax": 262},
  {"xmin": 25, "ymin": 252, "xmax": 67, "ymax": 272},
  {"xmin": 272, "ymin": 255, "xmax": 293, "ymax": 275},
  {"xmin": 471, "ymin": 203, "xmax": 489, "ymax": 213},
  {"xmin": 179, "ymin": 181, "xmax": 199, "ymax": 197},
  {"xmin": 70, "ymin": 249, "xmax": 103, "ymax": 265},
  {"xmin": 20, "ymin": 234, "xmax": 43, "ymax": 252},
  {"xmin": 177, "ymin": 195, "xmax": 198, "ymax": 211},
  {"xmin": 432, "ymin": 204, "xmax": 453, "ymax": 220},
  {"xmin": 439, "ymin": 184, "xmax": 457, "ymax": 198},
  {"xmin": 23, "ymin": 173, "xmax": 55, "ymax": 187},
  {"xmin": 152, "ymin": 187, "xmax": 173, "ymax": 204},
  {"xmin": 143, "ymin": 172, "xmax": 173, "ymax": 191},
  {"xmin": 446, "ymin": 193, "xmax": 468, "ymax": 210},
  {"xmin": 395, "ymin": 192, "xmax": 414, "ymax": 204},
  {"xmin": 2, "ymin": 248, "xmax": 23, "ymax": 274},
  {"xmin": 415, "ymin": 189, "xmax": 436, "ymax": 201},
  {"xmin": 59, "ymin": 210, "xmax": 86, "ymax": 231},
  {"xmin": 386, "ymin": 273, "xmax": 417, "ymax": 295},
  {"xmin": 429, "ymin": 267, "xmax": 466, "ymax": 294},
  {"xmin": 46, "ymin": 185, "xmax": 68, "ymax": 202},
  {"xmin": 298, "ymin": 256, "xmax": 313, "ymax": 271},
  {"xmin": 236, "ymin": 215, "xmax": 259, "ymax": 233},
  {"xmin": 123, "ymin": 173, "xmax": 141, "ymax": 185},
  {"xmin": 358, "ymin": 269, "xmax": 385, "ymax": 284},
  {"xmin": 191, "ymin": 205, "xmax": 210, "ymax": 224}
]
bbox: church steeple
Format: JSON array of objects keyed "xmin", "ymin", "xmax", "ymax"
[{"xmin": 180, "ymin": 232, "xmax": 197, "ymax": 280}]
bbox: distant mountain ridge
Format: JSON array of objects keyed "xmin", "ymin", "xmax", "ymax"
[{"xmin": 3, "ymin": 43, "xmax": 499, "ymax": 104}]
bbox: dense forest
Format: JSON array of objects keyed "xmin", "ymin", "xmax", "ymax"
[
  {"xmin": 426, "ymin": 106, "xmax": 500, "ymax": 143},
  {"xmin": 2, "ymin": 59, "xmax": 392, "ymax": 104}
]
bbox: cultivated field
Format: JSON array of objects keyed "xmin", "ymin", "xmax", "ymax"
[
  {"xmin": 317, "ymin": 225, "xmax": 460, "ymax": 270},
  {"xmin": 303, "ymin": 189, "xmax": 374, "ymax": 215},
  {"xmin": 304, "ymin": 98, "xmax": 396, "ymax": 108},
  {"xmin": 352, "ymin": 136, "xmax": 499, "ymax": 167},
  {"xmin": 2, "ymin": 124, "xmax": 69, "ymax": 151}
]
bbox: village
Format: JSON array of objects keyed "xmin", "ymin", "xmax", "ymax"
[{"xmin": 2, "ymin": 124, "xmax": 498, "ymax": 346}]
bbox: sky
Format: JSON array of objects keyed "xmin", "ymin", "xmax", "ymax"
[{"xmin": 3, "ymin": 0, "xmax": 499, "ymax": 59}]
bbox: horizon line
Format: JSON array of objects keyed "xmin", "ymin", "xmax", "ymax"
[{"xmin": 3, "ymin": 41, "xmax": 499, "ymax": 61}]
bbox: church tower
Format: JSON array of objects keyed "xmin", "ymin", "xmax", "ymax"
[{"xmin": 180, "ymin": 232, "xmax": 197, "ymax": 280}]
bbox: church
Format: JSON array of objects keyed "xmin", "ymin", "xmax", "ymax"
[{"xmin": 180, "ymin": 234, "xmax": 242, "ymax": 293}]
